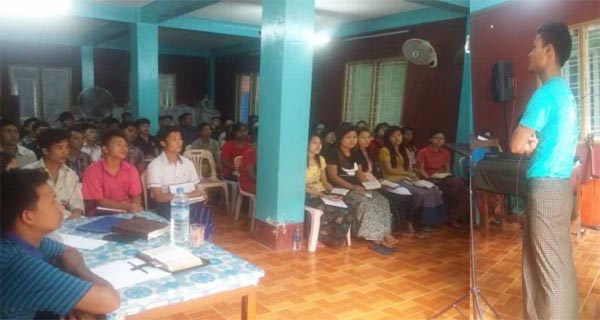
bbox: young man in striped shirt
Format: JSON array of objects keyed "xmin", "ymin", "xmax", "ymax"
[{"xmin": 0, "ymin": 169, "xmax": 119, "ymax": 319}]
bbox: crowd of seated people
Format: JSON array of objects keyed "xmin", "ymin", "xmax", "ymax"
[{"xmin": 1, "ymin": 113, "xmax": 470, "ymax": 254}]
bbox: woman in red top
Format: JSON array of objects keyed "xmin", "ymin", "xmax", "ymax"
[
  {"xmin": 416, "ymin": 130, "xmax": 468, "ymax": 229},
  {"xmin": 220, "ymin": 123, "xmax": 250, "ymax": 181},
  {"xmin": 239, "ymin": 143, "xmax": 257, "ymax": 194}
]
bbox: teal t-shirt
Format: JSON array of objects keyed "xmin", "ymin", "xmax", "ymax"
[{"xmin": 519, "ymin": 77, "xmax": 578, "ymax": 179}]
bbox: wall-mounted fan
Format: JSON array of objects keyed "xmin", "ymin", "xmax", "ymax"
[
  {"xmin": 75, "ymin": 86, "xmax": 116, "ymax": 121},
  {"xmin": 402, "ymin": 38, "xmax": 438, "ymax": 68}
]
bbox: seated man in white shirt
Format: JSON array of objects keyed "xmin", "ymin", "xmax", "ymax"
[
  {"xmin": 147, "ymin": 126, "xmax": 214, "ymax": 239},
  {"xmin": 81, "ymin": 123, "xmax": 101, "ymax": 162},
  {"xmin": 24, "ymin": 129, "xmax": 84, "ymax": 219},
  {"xmin": 1, "ymin": 119, "xmax": 37, "ymax": 168}
]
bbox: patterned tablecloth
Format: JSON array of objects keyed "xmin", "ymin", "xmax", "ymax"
[{"xmin": 60, "ymin": 212, "xmax": 264, "ymax": 320}]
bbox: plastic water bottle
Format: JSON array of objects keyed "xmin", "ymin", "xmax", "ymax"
[
  {"xmin": 170, "ymin": 187, "xmax": 189, "ymax": 245},
  {"xmin": 292, "ymin": 228, "xmax": 301, "ymax": 251}
]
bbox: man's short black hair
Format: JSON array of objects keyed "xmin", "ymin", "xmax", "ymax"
[
  {"xmin": 119, "ymin": 121, "xmax": 137, "ymax": 131},
  {"xmin": 69, "ymin": 124, "xmax": 85, "ymax": 134},
  {"xmin": 81, "ymin": 123, "xmax": 97, "ymax": 132},
  {"xmin": 32, "ymin": 120, "xmax": 50, "ymax": 131},
  {"xmin": 38, "ymin": 129, "xmax": 70, "ymax": 151},
  {"xmin": 1, "ymin": 169, "xmax": 50, "ymax": 232},
  {"xmin": 198, "ymin": 122, "xmax": 211, "ymax": 132},
  {"xmin": 102, "ymin": 117, "xmax": 119, "ymax": 127},
  {"xmin": 136, "ymin": 118, "xmax": 151, "ymax": 128},
  {"xmin": 159, "ymin": 115, "xmax": 172, "ymax": 122},
  {"xmin": 537, "ymin": 21, "xmax": 572, "ymax": 67},
  {"xmin": 0, "ymin": 119, "xmax": 18, "ymax": 130},
  {"xmin": 178, "ymin": 113, "xmax": 191, "ymax": 123},
  {"xmin": 23, "ymin": 117, "xmax": 39, "ymax": 127},
  {"xmin": 121, "ymin": 111, "xmax": 132, "ymax": 119},
  {"xmin": 100, "ymin": 129, "xmax": 127, "ymax": 147},
  {"xmin": 211, "ymin": 116, "xmax": 221, "ymax": 121},
  {"xmin": 57, "ymin": 112, "xmax": 74, "ymax": 123},
  {"xmin": 157, "ymin": 125, "xmax": 181, "ymax": 143}
]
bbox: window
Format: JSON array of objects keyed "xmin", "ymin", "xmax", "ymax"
[
  {"xmin": 343, "ymin": 58, "xmax": 408, "ymax": 126},
  {"xmin": 9, "ymin": 65, "xmax": 72, "ymax": 122},
  {"xmin": 159, "ymin": 73, "xmax": 177, "ymax": 108},
  {"xmin": 235, "ymin": 73, "xmax": 259, "ymax": 123},
  {"xmin": 562, "ymin": 21, "xmax": 600, "ymax": 138}
]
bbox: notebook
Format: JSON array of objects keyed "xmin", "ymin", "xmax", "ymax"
[
  {"xmin": 413, "ymin": 180, "xmax": 435, "ymax": 189},
  {"xmin": 362, "ymin": 180, "xmax": 382, "ymax": 190},
  {"xmin": 381, "ymin": 180, "xmax": 399, "ymax": 189},
  {"xmin": 76, "ymin": 217, "xmax": 128, "ymax": 234},
  {"xmin": 431, "ymin": 173, "xmax": 452, "ymax": 179},
  {"xmin": 320, "ymin": 197, "xmax": 348, "ymax": 208},
  {"xmin": 111, "ymin": 216, "xmax": 169, "ymax": 240},
  {"xmin": 330, "ymin": 188, "xmax": 350, "ymax": 196},
  {"xmin": 137, "ymin": 245, "xmax": 206, "ymax": 273}
]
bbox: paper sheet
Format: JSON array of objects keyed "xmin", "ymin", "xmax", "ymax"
[
  {"xmin": 387, "ymin": 187, "xmax": 412, "ymax": 196},
  {"xmin": 381, "ymin": 180, "xmax": 399, "ymax": 188},
  {"xmin": 59, "ymin": 233, "xmax": 108, "ymax": 250},
  {"xmin": 330, "ymin": 188, "xmax": 350, "ymax": 196},
  {"xmin": 91, "ymin": 258, "xmax": 170, "ymax": 290},
  {"xmin": 320, "ymin": 197, "xmax": 348, "ymax": 208},
  {"xmin": 362, "ymin": 181, "xmax": 381, "ymax": 190}
]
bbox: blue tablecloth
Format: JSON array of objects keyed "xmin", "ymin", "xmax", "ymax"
[{"xmin": 60, "ymin": 212, "xmax": 264, "ymax": 320}]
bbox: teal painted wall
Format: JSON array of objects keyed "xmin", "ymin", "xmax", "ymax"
[{"xmin": 129, "ymin": 23, "xmax": 159, "ymax": 132}]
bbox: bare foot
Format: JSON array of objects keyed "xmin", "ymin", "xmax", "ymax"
[{"xmin": 383, "ymin": 234, "xmax": 398, "ymax": 247}]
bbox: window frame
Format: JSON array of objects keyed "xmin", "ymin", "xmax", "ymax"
[
  {"xmin": 342, "ymin": 57, "xmax": 408, "ymax": 126},
  {"xmin": 564, "ymin": 19, "xmax": 600, "ymax": 139}
]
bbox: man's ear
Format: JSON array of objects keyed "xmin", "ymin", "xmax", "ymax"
[
  {"xmin": 160, "ymin": 140, "xmax": 167, "ymax": 148},
  {"xmin": 21, "ymin": 209, "xmax": 36, "ymax": 227},
  {"xmin": 41, "ymin": 147, "xmax": 49, "ymax": 157},
  {"xmin": 101, "ymin": 145, "xmax": 108, "ymax": 155}
]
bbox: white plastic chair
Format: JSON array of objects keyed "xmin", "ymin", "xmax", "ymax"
[
  {"xmin": 305, "ymin": 206, "xmax": 352, "ymax": 252},
  {"xmin": 234, "ymin": 156, "xmax": 256, "ymax": 231},
  {"xmin": 183, "ymin": 149, "xmax": 231, "ymax": 215},
  {"xmin": 221, "ymin": 157, "xmax": 239, "ymax": 216}
]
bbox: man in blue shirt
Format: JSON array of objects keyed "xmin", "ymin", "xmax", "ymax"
[
  {"xmin": 0, "ymin": 169, "xmax": 120, "ymax": 319},
  {"xmin": 510, "ymin": 21, "xmax": 578, "ymax": 319}
]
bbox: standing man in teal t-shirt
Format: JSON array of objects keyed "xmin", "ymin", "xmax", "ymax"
[{"xmin": 510, "ymin": 21, "xmax": 579, "ymax": 320}]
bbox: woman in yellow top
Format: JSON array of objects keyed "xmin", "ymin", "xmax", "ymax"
[
  {"xmin": 305, "ymin": 134, "xmax": 352, "ymax": 248},
  {"xmin": 379, "ymin": 126, "xmax": 446, "ymax": 235}
]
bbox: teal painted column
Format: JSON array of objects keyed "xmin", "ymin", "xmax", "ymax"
[
  {"xmin": 80, "ymin": 46, "xmax": 94, "ymax": 90},
  {"xmin": 454, "ymin": 18, "xmax": 472, "ymax": 175},
  {"xmin": 256, "ymin": 0, "xmax": 315, "ymax": 225},
  {"xmin": 130, "ymin": 22, "xmax": 159, "ymax": 133},
  {"xmin": 206, "ymin": 56, "xmax": 215, "ymax": 99}
]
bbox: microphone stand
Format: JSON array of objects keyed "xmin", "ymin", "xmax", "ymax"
[{"xmin": 428, "ymin": 152, "xmax": 501, "ymax": 320}]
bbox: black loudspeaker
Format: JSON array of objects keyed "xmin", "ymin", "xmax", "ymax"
[{"xmin": 492, "ymin": 61, "xmax": 515, "ymax": 102}]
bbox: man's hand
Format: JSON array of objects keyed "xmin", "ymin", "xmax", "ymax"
[
  {"xmin": 68, "ymin": 209, "xmax": 84, "ymax": 220},
  {"xmin": 128, "ymin": 203, "xmax": 143, "ymax": 212}
]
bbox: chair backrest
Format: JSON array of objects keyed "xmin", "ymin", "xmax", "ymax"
[
  {"xmin": 140, "ymin": 171, "xmax": 148, "ymax": 210},
  {"xmin": 234, "ymin": 155, "xmax": 243, "ymax": 172},
  {"xmin": 183, "ymin": 149, "xmax": 218, "ymax": 180}
]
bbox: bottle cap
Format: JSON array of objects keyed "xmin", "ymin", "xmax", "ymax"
[{"xmin": 176, "ymin": 187, "xmax": 184, "ymax": 194}]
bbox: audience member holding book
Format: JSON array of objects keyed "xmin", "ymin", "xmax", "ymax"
[
  {"xmin": 325, "ymin": 126, "xmax": 396, "ymax": 251},
  {"xmin": 416, "ymin": 130, "xmax": 468, "ymax": 229},
  {"xmin": 1, "ymin": 169, "xmax": 120, "ymax": 319},
  {"xmin": 82, "ymin": 130, "xmax": 143, "ymax": 215},
  {"xmin": 379, "ymin": 126, "xmax": 446, "ymax": 236},
  {"xmin": 221, "ymin": 123, "xmax": 250, "ymax": 181},
  {"xmin": 356, "ymin": 128, "xmax": 416, "ymax": 237},
  {"xmin": 147, "ymin": 126, "xmax": 214, "ymax": 240},
  {"xmin": 24, "ymin": 129, "xmax": 84, "ymax": 220},
  {"xmin": 305, "ymin": 134, "xmax": 352, "ymax": 248}
]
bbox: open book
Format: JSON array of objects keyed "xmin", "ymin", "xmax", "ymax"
[
  {"xmin": 413, "ymin": 180, "xmax": 435, "ymax": 189},
  {"xmin": 330, "ymin": 188, "xmax": 350, "ymax": 196},
  {"xmin": 362, "ymin": 180, "xmax": 382, "ymax": 190},
  {"xmin": 381, "ymin": 180, "xmax": 399, "ymax": 189},
  {"xmin": 137, "ymin": 245, "xmax": 206, "ymax": 273},
  {"xmin": 320, "ymin": 197, "xmax": 348, "ymax": 208},
  {"xmin": 431, "ymin": 172, "xmax": 452, "ymax": 179}
]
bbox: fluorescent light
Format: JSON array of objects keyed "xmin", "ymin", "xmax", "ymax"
[
  {"xmin": 0, "ymin": 0, "xmax": 72, "ymax": 18},
  {"xmin": 345, "ymin": 29, "xmax": 409, "ymax": 41},
  {"xmin": 312, "ymin": 34, "xmax": 330, "ymax": 47}
]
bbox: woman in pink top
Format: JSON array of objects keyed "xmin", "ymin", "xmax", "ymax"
[{"xmin": 220, "ymin": 123, "xmax": 250, "ymax": 181}]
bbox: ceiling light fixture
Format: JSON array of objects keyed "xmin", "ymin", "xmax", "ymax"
[
  {"xmin": 345, "ymin": 29, "xmax": 410, "ymax": 41},
  {"xmin": 0, "ymin": 0, "xmax": 72, "ymax": 18}
]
